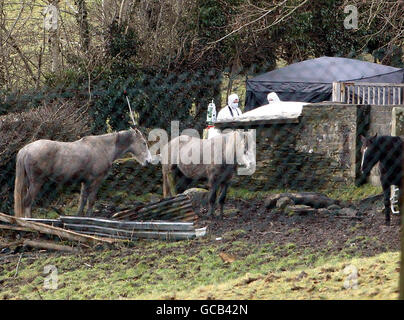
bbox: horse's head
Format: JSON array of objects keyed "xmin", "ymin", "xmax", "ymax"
[
  {"xmin": 127, "ymin": 128, "xmax": 152, "ymax": 166},
  {"xmin": 359, "ymin": 134, "xmax": 379, "ymax": 181},
  {"xmin": 234, "ymin": 131, "xmax": 256, "ymax": 175}
]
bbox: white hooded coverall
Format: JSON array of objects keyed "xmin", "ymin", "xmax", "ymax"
[{"xmin": 216, "ymin": 93, "xmax": 243, "ymax": 121}]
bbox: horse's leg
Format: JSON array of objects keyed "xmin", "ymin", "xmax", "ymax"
[
  {"xmin": 163, "ymin": 169, "xmax": 169, "ymax": 198},
  {"xmin": 77, "ymin": 182, "xmax": 90, "ymax": 216},
  {"xmin": 382, "ymin": 182, "xmax": 391, "ymax": 226},
  {"xmin": 207, "ymin": 181, "xmax": 219, "ymax": 218},
  {"xmin": 166, "ymin": 168, "xmax": 177, "ymax": 197},
  {"xmin": 85, "ymin": 177, "xmax": 104, "ymax": 217},
  {"xmin": 398, "ymin": 186, "xmax": 403, "ymax": 225},
  {"xmin": 218, "ymin": 182, "xmax": 229, "ymax": 218},
  {"xmin": 23, "ymin": 181, "xmax": 43, "ymax": 218}
]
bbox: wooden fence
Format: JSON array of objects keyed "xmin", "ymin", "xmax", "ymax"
[{"xmin": 332, "ymin": 82, "xmax": 404, "ymax": 105}]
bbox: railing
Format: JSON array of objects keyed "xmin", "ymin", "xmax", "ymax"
[{"xmin": 332, "ymin": 82, "xmax": 404, "ymax": 105}]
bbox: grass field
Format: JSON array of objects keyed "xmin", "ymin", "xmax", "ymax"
[
  {"xmin": 0, "ymin": 236, "xmax": 400, "ymax": 300},
  {"xmin": 0, "ymin": 184, "xmax": 401, "ymax": 300}
]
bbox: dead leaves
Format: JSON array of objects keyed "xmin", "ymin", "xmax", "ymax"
[{"xmin": 219, "ymin": 252, "xmax": 236, "ymax": 264}]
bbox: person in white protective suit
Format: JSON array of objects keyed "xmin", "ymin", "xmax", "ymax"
[
  {"xmin": 267, "ymin": 92, "xmax": 281, "ymax": 104},
  {"xmin": 216, "ymin": 93, "xmax": 243, "ymax": 121}
]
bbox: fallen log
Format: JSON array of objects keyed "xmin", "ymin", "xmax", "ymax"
[
  {"xmin": 264, "ymin": 192, "xmax": 342, "ymax": 209},
  {"xmin": 0, "ymin": 224, "xmax": 37, "ymax": 233},
  {"xmin": 23, "ymin": 240, "xmax": 79, "ymax": 253},
  {"xmin": 0, "ymin": 212, "xmax": 115, "ymax": 244}
]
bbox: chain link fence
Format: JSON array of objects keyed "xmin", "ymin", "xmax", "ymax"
[{"xmin": 1, "ymin": 65, "xmax": 404, "ymax": 219}]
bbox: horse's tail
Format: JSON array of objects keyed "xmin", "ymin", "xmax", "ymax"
[{"xmin": 14, "ymin": 150, "xmax": 28, "ymax": 217}]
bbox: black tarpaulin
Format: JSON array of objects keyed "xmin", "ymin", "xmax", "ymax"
[{"xmin": 245, "ymin": 56, "xmax": 404, "ymax": 111}]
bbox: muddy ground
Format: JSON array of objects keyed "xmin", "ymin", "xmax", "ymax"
[
  {"xmin": 194, "ymin": 195, "xmax": 401, "ymax": 258},
  {"xmin": 0, "ymin": 194, "xmax": 401, "ymax": 260}
]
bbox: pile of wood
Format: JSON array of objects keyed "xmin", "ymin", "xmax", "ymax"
[
  {"xmin": 112, "ymin": 194, "xmax": 197, "ymax": 222},
  {"xmin": 0, "ymin": 194, "xmax": 206, "ymax": 252}
]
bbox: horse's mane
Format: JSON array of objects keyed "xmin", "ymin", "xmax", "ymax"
[{"xmin": 373, "ymin": 135, "xmax": 402, "ymax": 149}]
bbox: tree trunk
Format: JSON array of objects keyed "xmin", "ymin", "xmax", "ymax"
[
  {"xmin": 48, "ymin": 1, "xmax": 61, "ymax": 73},
  {"xmin": 0, "ymin": 1, "xmax": 5, "ymax": 89},
  {"xmin": 74, "ymin": 0, "xmax": 90, "ymax": 51}
]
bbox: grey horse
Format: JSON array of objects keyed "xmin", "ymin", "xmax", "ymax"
[
  {"xmin": 14, "ymin": 128, "xmax": 152, "ymax": 217},
  {"xmin": 161, "ymin": 130, "xmax": 255, "ymax": 218}
]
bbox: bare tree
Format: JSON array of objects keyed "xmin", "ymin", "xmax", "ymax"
[{"xmin": 74, "ymin": 0, "xmax": 90, "ymax": 51}]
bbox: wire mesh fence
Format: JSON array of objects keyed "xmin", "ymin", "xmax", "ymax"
[
  {"xmin": 0, "ymin": 66, "xmax": 403, "ymax": 220},
  {"xmin": 1, "ymin": 0, "xmax": 404, "ymax": 300}
]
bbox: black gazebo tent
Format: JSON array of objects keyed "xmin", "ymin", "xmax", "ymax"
[{"xmin": 245, "ymin": 56, "xmax": 404, "ymax": 111}]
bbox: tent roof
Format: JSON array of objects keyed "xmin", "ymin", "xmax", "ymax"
[{"xmin": 249, "ymin": 56, "xmax": 402, "ymax": 84}]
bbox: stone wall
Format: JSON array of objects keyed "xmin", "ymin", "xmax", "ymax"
[
  {"xmin": 216, "ymin": 103, "xmax": 371, "ymax": 191},
  {"xmin": 367, "ymin": 105, "xmax": 397, "ymax": 186},
  {"xmin": 392, "ymin": 107, "xmax": 404, "ymax": 137}
]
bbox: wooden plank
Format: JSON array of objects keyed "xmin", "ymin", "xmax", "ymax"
[
  {"xmin": 21, "ymin": 218, "xmax": 63, "ymax": 228},
  {"xmin": 0, "ymin": 224, "xmax": 36, "ymax": 232},
  {"xmin": 137, "ymin": 204, "xmax": 194, "ymax": 219},
  {"xmin": 64, "ymin": 224, "xmax": 199, "ymax": 240},
  {"xmin": 159, "ymin": 211, "xmax": 197, "ymax": 222},
  {"xmin": 23, "ymin": 240, "xmax": 79, "ymax": 253},
  {"xmin": 336, "ymin": 82, "xmax": 404, "ymax": 106},
  {"xmin": 112, "ymin": 195, "xmax": 189, "ymax": 219},
  {"xmin": 59, "ymin": 216, "xmax": 195, "ymax": 231},
  {"xmin": 393, "ymin": 87, "xmax": 396, "ymax": 105},
  {"xmin": 388, "ymin": 87, "xmax": 391, "ymax": 104},
  {"xmin": 340, "ymin": 82, "xmax": 404, "ymax": 87},
  {"xmin": 359, "ymin": 87, "xmax": 361, "ymax": 104},
  {"xmin": 362, "ymin": 86, "xmax": 365, "ymax": 104}
]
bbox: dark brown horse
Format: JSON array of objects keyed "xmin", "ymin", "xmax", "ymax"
[
  {"xmin": 358, "ymin": 134, "xmax": 403, "ymax": 225},
  {"xmin": 14, "ymin": 128, "xmax": 152, "ymax": 217},
  {"xmin": 161, "ymin": 130, "xmax": 255, "ymax": 218}
]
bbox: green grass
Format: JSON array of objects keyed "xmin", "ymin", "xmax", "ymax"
[
  {"xmin": 0, "ymin": 237, "xmax": 399, "ymax": 300},
  {"xmin": 11, "ymin": 183, "xmax": 393, "ymax": 300},
  {"xmin": 324, "ymin": 184, "xmax": 382, "ymax": 202},
  {"xmin": 158, "ymin": 251, "xmax": 400, "ymax": 300},
  {"xmin": 227, "ymin": 183, "xmax": 382, "ymax": 202}
]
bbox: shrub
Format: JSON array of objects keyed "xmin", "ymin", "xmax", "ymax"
[{"xmin": 0, "ymin": 99, "xmax": 91, "ymax": 213}]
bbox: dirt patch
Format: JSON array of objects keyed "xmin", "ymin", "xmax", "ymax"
[
  {"xmin": 194, "ymin": 197, "xmax": 401, "ymax": 257},
  {"xmin": 1, "ymin": 195, "xmax": 401, "ymax": 260}
]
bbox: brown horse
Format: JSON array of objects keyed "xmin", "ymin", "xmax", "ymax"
[
  {"xmin": 14, "ymin": 128, "xmax": 152, "ymax": 217},
  {"xmin": 161, "ymin": 130, "xmax": 255, "ymax": 218}
]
